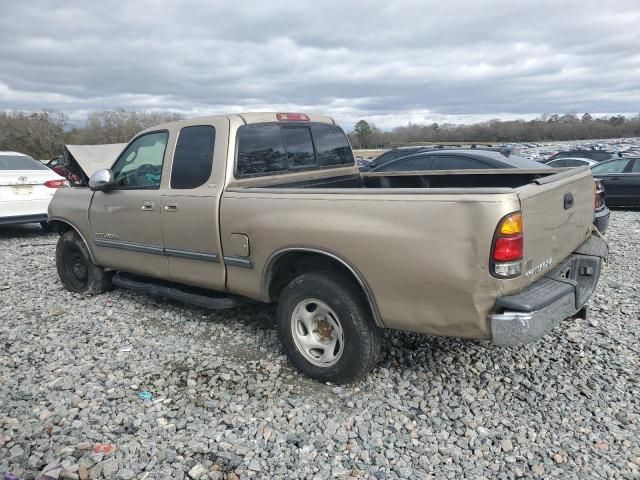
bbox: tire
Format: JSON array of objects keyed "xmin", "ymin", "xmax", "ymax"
[
  {"xmin": 56, "ymin": 230, "xmax": 112, "ymax": 294},
  {"xmin": 277, "ymin": 271, "xmax": 382, "ymax": 383}
]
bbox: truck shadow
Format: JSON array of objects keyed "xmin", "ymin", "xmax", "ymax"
[{"xmin": 0, "ymin": 223, "xmax": 53, "ymax": 240}]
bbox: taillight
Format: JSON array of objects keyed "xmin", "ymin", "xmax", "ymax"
[
  {"xmin": 276, "ymin": 112, "xmax": 310, "ymax": 122},
  {"xmin": 44, "ymin": 179, "xmax": 69, "ymax": 188},
  {"xmin": 491, "ymin": 211, "xmax": 523, "ymax": 278}
]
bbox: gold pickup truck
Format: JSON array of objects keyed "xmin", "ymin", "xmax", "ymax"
[{"xmin": 48, "ymin": 112, "xmax": 608, "ymax": 383}]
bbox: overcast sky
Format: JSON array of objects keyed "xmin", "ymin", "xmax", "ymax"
[{"xmin": 1, "ymin": 0, "xmax": 639, "ymax": 130}]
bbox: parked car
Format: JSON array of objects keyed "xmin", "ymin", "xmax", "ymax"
[
  {"xmin": 47, "ymin": 112, "xmax": 607, "ymax": 383},
  {"xmin": 591, "ymin": 157, "xmax": 640, "ymax": 207},
  {"xmin": 359, "ymin": 146, "xmax": 433, "ymax": 171},
  {"xmin": 0, "ymin": 151, "xmax": 68, "ymax": 229},
  {"xmin": 368, "ymin": 149, "xmax": 545, "ymax": 172},
  {"xmin": 369, "ymin": 149, "xmax": 609, "ymax": 233},
  {"xmin": 544, "ymin": 157, "xmax": 599, "ymax": 168},
  {"xmin": 544, "ymin": 149, "xmax": 619, "ymax": 163}
]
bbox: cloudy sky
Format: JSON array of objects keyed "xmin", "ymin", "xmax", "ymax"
[{"xmin": 1, "ymin": 0, "xmax": 639, "ymax": 130}]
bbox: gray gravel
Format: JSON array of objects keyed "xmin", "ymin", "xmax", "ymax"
[{"xmin": 1, "ymin": 211, "xmax": 639, "ymax": 479}]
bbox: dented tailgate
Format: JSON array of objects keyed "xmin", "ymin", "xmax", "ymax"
[{"xmin": 517, "ymin": 167, "xmax": 594, "ymax": 284}]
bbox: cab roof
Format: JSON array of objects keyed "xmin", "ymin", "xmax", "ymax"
[{"xmin": 144, "ymin": 112, "xmax": 336, "ymax": 134}]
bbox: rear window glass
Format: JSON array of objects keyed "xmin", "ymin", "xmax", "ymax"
[
  {"xmin": 237, "ymin": 125, "xmax": 287, "ymax": 176},
  {"xmin": 0, "ymin": 155, "xmax": 49, "ymax": 170},
  {"xmin": 311, "ymin": 125, "xmax": 354, "ymax": 166},
  {"xmin": 282, "ymin": 127, "xmax": 315, "ymax": 168},
  {"xmin": 236, "ymin": 123, "xmax": 353, "ymax": 177},
  {"xmin": 171, "ymin": 125, "xmax": 215, "ymax": 189}
]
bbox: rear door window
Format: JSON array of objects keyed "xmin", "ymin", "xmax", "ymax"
[
  {"xmin": 631, "ymin": 159, "xmax": 640, "ymax": 173},
  {"xmin": 171, "ymin": 125, "xmax": 215, "ymax": 189},
  {"xmin": 377, "ymin": 154, "xmax": 435, "ymax": 172},
  {"xmin": 564, "ymin": 159, "xmax": 588, "ymax": 167},
  {"xmin": 433, "ymin": 156, "xmax": 491, "ymax": 169},
  {"xmin": 591, "ymin": 159, "xmax": 630, "ymax": 175},
  {"xmin": 547, "ymin": 159, "xmax": 566, "ymax": 167}
]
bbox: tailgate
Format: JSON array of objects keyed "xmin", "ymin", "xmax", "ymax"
[{"xmin": 517, "ymin": 167, "xmax": 594, "ymax": 283}]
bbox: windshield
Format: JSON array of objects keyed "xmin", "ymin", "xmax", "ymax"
[{"xmin": 0, "ymin": 154, "xmax": 49, "ymax": 171}]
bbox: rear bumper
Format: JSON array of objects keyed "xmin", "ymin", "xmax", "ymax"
[
  {"xmin": 491, "ymin": 235, "xmax": 608, "ymax": 346},
  {"xmin": 593, "ymin": 206, "xmax": 610, "ymax": 234}
]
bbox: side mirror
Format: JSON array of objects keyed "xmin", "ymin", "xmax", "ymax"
[{"xmin": 88, "ymin": 169, "xmax": 115, "ymax": 191}]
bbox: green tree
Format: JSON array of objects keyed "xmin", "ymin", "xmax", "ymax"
[{"xmin": 353, "ymin": 120, "xmax": 373, "ymax": 148}]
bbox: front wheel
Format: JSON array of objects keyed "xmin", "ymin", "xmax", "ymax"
[
  {"xmin": 277, "ymin": 272, "xmax": 382, "ymax": 383},
  {"xmin": 56, "ymin": 230, "xmax": 112, "ymax": 294}
]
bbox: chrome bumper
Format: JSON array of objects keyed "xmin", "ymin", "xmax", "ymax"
[{"xmin": 491, "ymin": 235, "xmax": 608, "ymax": 346}]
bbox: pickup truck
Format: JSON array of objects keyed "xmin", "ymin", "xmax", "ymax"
[{"xmin": 48, "ymin": 112, "xmax": 608, "ymax": 383}]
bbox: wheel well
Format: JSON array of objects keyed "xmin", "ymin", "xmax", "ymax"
[
  {"xmin": 47, "ymin": 220, "xmax": 73, "ymax": 234},
  {"xmin": 267, "ymin": 251, "xmax": 381, "ymax": 326}
]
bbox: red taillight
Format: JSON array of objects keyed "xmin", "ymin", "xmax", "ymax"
[
  {"xmin": 492, "ymin": 234, "xmax": 524, "ymax": 261},
  {"xmin": 44, "ymin": 179, "xmax": 69, "ymax": 188},
  {"xmin": 276, "ymin": 112, "xmax": 310, "ymax": 122},
  {"xmin": 491, "ymin": 211, "xmax": 523, "ymax": 278}
]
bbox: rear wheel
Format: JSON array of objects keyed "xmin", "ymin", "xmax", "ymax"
[
  {"xmin": 56, "ymin": 230, "xmax": 112, "ymax": 294},
  {"xmin": 277, "ymin": 272, "xmax": 382, "ymax": 383}
]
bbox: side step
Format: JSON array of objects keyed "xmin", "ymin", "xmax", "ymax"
[{"xmin": 112, "ymin": 273, "xmax": 249, "ymax": 309}]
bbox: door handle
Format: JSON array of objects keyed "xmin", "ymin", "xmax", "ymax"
[
  {"xmin": 609, "ymin": 178, "xmax": 621, "ymax": 181},
  {"xmin": 164, "ymin": 202, "xmax": 178, "ymax": 212},
  {"xmin": 141, "ymin": 201, "xmax": 155, "ymax": 211}
]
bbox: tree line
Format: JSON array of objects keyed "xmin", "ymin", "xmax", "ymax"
[
  {"xmin": 2, "ymin": 109, "xmax": 640, "ymax": 159},
  {"xmin": 0, "ymin": 110, "xmax": 183, "ymax": 159},
  {"xmin": 348, "ymin": 113, "xmax": 640, "ymax": 149}
]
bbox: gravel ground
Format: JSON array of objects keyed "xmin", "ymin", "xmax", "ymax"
[{"xmin": 1, "ymin": 211, "xmax": 639, "ymax": 480}]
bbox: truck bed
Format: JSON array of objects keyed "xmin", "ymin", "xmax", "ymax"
[{"xmin": 239, "ymin": 168, "xmax": 572, "ymax": 192}]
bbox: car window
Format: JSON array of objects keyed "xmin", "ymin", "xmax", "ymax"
[
  {"xmin": 236, "ymin": 123, "xmax": 354, "ymax": 177},
  {"xmin": 237, "ymin": 125, "xmax": 287, "ymax": 176},
  {"xmin": 547, "ymin": 159, "xmax": 566, "ymax": 167},
  {"xmin": 171, "ymin": 125, "xmax": 215, "ymax": 189},
  {"xmin": 631, "ymin": 159, "xmax": 640, "ymax": 173},
  {"xmin": 282, "ymin": 127, "xmax": 315, "ymax": 169},
  {"xmin": 374, "ymin": 149, "xmax": 422, "ymax": 164},
  {"xmin": 565, "ymin": 159, "xmax": 588, "ymax": 167},
  {"xmin": 376, "ymin": 154, "xmax": 434, "ymax": 172},
  {"xmin": 433, "ymin": 156, "xmax": 491, "ymax": 170},
  {"xmin": 591, "ymin": 159, "xmax": 630, "ymax": 175},
  {"xmin": 311, "ymin": 125, "xmax": 353, "ymax": 166},
  {"xmin": 0, "ymin": 154, "xmax": 49, "ymax": 171},
  {"xmin": 112, "ymin": 131, "xmax": 169, "ymax": 189}
]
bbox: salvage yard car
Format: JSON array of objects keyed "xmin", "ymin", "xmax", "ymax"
[
  {"xmin": 47, "ymin": 112, "xmax": 608, "ymax": 383},
  {"xmin": 0, "ymin": 151, "xmax": 68, "ymax": 229}
]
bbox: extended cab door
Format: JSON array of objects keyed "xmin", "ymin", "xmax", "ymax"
[
  {"xmin": 160, "ymin": 119, "xmax": 229, "ymax": 290},
  {"xmin": 89, "ymin": 131, "xmax": 170, "ymax": 278}
]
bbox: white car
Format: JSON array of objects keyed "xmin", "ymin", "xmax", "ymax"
[{"xmin": 0, "ymin": 151, "xmax": 68, "ymax": 229}]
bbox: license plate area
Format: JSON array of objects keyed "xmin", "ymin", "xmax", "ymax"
[{"xmin": 12, "ymin": 185, "xmax": 33, "ymax": 195}]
